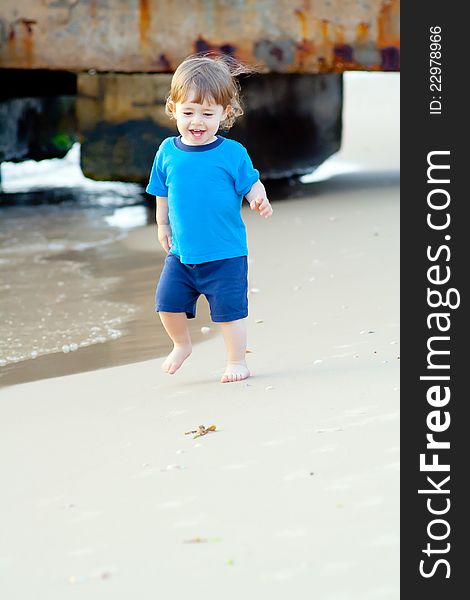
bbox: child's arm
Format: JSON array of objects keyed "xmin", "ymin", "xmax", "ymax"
[
  {"xmin": 245, "ymin": 180, "xmax": 273, "ymax": 219},
  {"xmin": 156, "ymin": 196, "xmax": 172, "ymax": 253}
]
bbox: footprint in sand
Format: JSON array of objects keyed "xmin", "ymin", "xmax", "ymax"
[
  {"xmin": 160, "ymin": 464, "xmax": 187, "ymax": 472},
  {"xmin": 259, "ymin": 437, "xmax": 294, "ymax": 447},
  {"xmin": 261, "ymin": 561, "xmax": 310, "ymax": 582},
  {"xmin": 323, "ymin": 474, "xmax": 356, "ymax": 491},
  {"xmin": 333, "ymin": 411, "xmax": 399, "ymax": 430},
  {"xmin": 355, "ymin": 496, "xmax": 384, "ymax": 509},
  {"xmin": 314, "ymin": 427, "xmax": 344, "ymax": 434},
  {"xmin": 220, "ymin": 463, "xmax": 249, "ymax": 470},
  {"xmin": 165, "ymin": 409, "xmax": 189, "ymax": 418},
  {"xmin": 283, "ymin": 470, "xmax": 314, "ymax": 481},
  {"xmin": 69, "ymin": 566, "xmax": 117, "ymax": 583},
  {"xmin": 117, "ymin": 405, "xmax": 136, "ymax": 414},
  {"xmin": 156, "ymin": 497, "xmax": 196, "ymax": 510},
  {"xmin": 342, "ymin": 406, "xmax": 375, "ymax": 416},
  {"xmin": 132, "ymin": 466, "xmax": 155, "ymax": 478},
  {"xmin": 310, "ymin": 443, "xmax": 338, "ymax": 454},
  {"xmin": 172, "ymin": 515, "xmax": 206, "ymax": 528}
]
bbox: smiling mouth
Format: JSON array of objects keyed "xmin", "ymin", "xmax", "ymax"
[{"xmin": 190, "ymin": 130, "xmax": 205, "ymax": 137}]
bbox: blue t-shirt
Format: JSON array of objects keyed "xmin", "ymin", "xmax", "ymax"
[{"xmin": 146, "ymin": 135, "xmax": 259, "ymax": 264}]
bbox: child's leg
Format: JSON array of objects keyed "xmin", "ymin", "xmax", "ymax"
[
  {"xmin": 159, "ymin": 312, "xmax": 192, "ymax": 374},
  {"xmin": 219, "ymin": 318, "xmax": 250, "ymax": 383}
]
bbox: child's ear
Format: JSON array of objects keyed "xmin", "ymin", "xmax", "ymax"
[
  {"xmin": 166, "ymin": 99, "xmax": 176, "ymax": 118},
  {"xmin": 222, "ymin": 105, "xmax": 232, "ymax": 121}
]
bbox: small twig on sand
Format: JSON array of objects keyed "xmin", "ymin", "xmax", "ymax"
[{"xmin": 184, "ymin": 424, "xmax": 217, "ymax": 439}]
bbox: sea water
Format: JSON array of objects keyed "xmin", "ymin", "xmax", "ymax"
[{"xmin": 0, "ymin": 144, "xmax": 148, "ymax": 368}]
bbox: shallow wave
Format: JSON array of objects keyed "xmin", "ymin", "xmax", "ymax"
[{"xmin": 0, "ymin": 204, "xmax": 142, "ymax": 367}]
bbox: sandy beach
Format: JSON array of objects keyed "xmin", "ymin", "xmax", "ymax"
[{"xmin": 0, "ymin": 73, "xmax": 399, "ymax": 599}]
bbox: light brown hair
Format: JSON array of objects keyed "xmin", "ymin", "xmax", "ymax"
[{"xmin": 165, "ymin": 53, "xmax": 258, "ymax": 130}]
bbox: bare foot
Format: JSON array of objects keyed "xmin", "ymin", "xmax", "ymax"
[
  {"xmin": 220, "ymin": 361, "xmax": 250, "ymax": 383},
  {"xmin": 162, "ymin": 344, "xmax": 192, "ymax": 375}
]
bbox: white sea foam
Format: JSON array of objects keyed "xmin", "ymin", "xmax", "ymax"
[{"xmin": 0, "ymin": 143, "xmax": 141, "ymax": 195}]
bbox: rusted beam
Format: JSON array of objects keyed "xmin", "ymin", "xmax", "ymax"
[{"xmin": 0, "ymin": 0, "xmax": 399, "ymax": 73}]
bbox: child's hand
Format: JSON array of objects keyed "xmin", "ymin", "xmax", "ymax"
[
  {"xmin": 158, "ymin": 224, "xmax": 172, "ymax": 253},
  {"xmin": 250, "ymin": 196, "xmax": 273, "ymax": 219}
]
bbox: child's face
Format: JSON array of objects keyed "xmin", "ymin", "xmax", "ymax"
[{"xmin": 172, "ymin": 90, "xmax": 229, "ymax": 146}]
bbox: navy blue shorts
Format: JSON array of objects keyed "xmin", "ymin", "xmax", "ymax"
[{"xmin": 156, "ymin": 253, "xmax": 248, "ymax": 322}]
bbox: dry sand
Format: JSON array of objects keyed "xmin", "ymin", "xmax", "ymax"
[{"xmin": 0, "ymin": 73, "xmax": 399, "ymax": 599}]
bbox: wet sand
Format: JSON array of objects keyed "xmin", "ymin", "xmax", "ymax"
[
  {"xmin": 0, "ymin": 226, "xmax": 212, "ymax": 387},
  {"xmin": 0, "ymin": 73, "xmax": 399, "ymax": 599}
]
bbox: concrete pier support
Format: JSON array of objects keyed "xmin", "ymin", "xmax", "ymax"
[{"xmin": 77, "ymin": 72, "xmax": 342, "ymax": 182}]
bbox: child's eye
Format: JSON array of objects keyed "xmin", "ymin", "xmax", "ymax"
[
  {"xmin": 183, "ymin": 112, "xmax": 192, "ymax": 116},
  {"xmin": 204, "ymin": 114, "xmax": 213, "ymax": 117}
]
